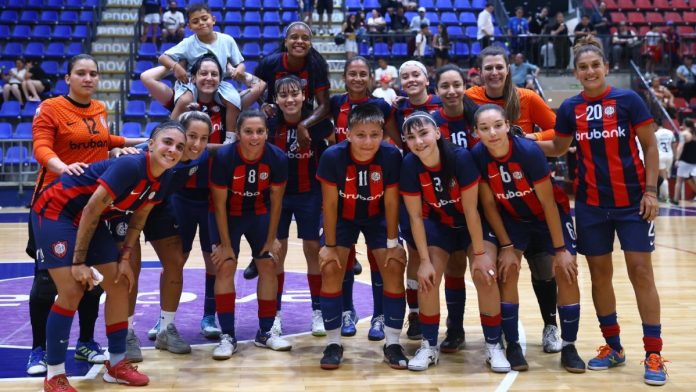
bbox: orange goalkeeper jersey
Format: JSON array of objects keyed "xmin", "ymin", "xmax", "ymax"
[{"xmin": 32, "ymin": 96, "xmax": 125, "ymax": 195}]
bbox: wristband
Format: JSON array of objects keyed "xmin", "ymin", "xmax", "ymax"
[
  {"xmin": 72, "ymin": 261, "xmax": 85, "ymax": 265},
  {"xmin": 386, "ymin": 238, "xmax": 399, "ymax": 249},
  {"xmin": 473, "ymin": 250, "xmax": 486, "ymax": 256},
  {"xmin": 554, "ymin": 245, "xmax": 566, "ymax": 253},
  {"xmin": 645, "ymin": 185, "xmax": 657, "ymax": 193},
  {"xmin": 499, "ymin": 243, "xmax": 513, "ymax": 249},
  {"xmin": 325, "ymin": 244, "xmax": 336, "ymax": 248},
  {"xmin": 170, "ymin": 63, "xmax": 178, "ymax": 72}
]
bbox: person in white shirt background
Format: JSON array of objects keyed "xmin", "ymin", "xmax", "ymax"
[
  {"xmin": 372, "ymin": 74, "xmax": 397, "ymax": 105},
  {"xmin": 477, "ymin": 2, "xmax": 495, "ymax": 49},
  {"xmin": 410, "ymin": 7, "xmax": 430, "ymax": 33},
  {"xmin": 375, "ymin": 58, "xmax": 399, "ymax": 88},
  {"xmin": 654, "ymin": 121, "xmax": 678, "ymax": 201},
  {"xmin": 162, "ymin": 0, "xmax": 186, "ymax": 43}
]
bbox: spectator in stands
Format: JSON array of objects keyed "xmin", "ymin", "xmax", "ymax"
[
  {"xmin": 400, "ymin": 0, "xmax": 417, "ymax": 11},
  {"xmin": 650, "ymin": 76, "xmax": 676, "ymax": 118},
  {"xmin": 432, "ymin": 24, "xmax": 450, "ymax": 68},
  {"xmin": 590, "ymin": 1, "xmax": 612, "ymax": 62},
  {"xmin": 162, "ymin": 1, "xmax": 185, "ymax": 43},
  {"xmin": 375, "ymin": 57, "xmax": 398, "ymax": 88},
  {"xmin": 367, "ymin": 9, "xmax": 388, "ymax": 33},
  {"xmin": 672, "ymin": 118, "xmax": 696, "ymax": 205},
  {"xmin": 510, "ymin": 53, "xmax": 539, "ymax": 88},
  {"xmin": 643, "ymin": 25, "xmax": 664, "ymax": 77},
  {"xmin": 379, "ymin": 0, "xmax": 399, "ymax": 16},
  {"xmin": 676, "ymin": 56, "xmax": 696, "ymax": 102},
  {"xmin": 343, "ymin": 14, "xmax": 360, "ymax": 59},
  {"xmin": 611, "ymin": 21, "xmax": 638, "ymax": 70},
  {"xmin": 507, "ymin": 7, "xmax": 529, "ymax": 59},
  {"xmin": 573, "ymin": 14, "xmax": 595, "ymax": 46},
  {"xmin": 540, "ymin": 38, "xmax": 556, "ymax": 69},
  {"xmin": 663, "ymin": 21, "xmax": 680, "ymax": 70},
  {"xmin": 410, "ymin": 7, "xmax": 430, "ymax": 33},
  {"xmin": 549, "ymin": 12, "xmax": 571, "ymax": 71},
  {"xmin": 390, "ymin": 6, "xmax": 409, "ymax": 32},
  {"xmin": 477, "ymin": 2, "xmax": 495, "ymax": 50},
  {"xmin": 528, "ymin": 6, "xmax": 550, "ymax": 66},
  {"xmin": 466, "ymin": 67, "xmax": 482, "ymax": 88},
  {"xmin": 414, "ymin": 23, "xmax": 431, "ymax": 59},
  {"xmin": 373, "ymin": 74, "xmax": 398, "ymax": 104},
  {"xmin": 141, "ymin": 0, "xmax": 162, "ymax": 45},
  {"xmin": 316, "ymin": 0, "xmax": 334, "ymax": 36},
  {"xmin": 22, "ymin": 60, "xmax": 52, "ymax": 103},
  {"xmin": 2, "ymin": 57, "xmax": 27, "ymax": 106},
  {"xmin": 302, "ymin": 0, "xmax": 314, "ymax": 31}
]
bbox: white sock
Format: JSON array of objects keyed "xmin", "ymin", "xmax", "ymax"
[
  {"xmin": 659, "ymin": 180, "xmax": 669, "ymax": 199},
  {"xmin": 128, "ymin": 316, "xmax": 134, "ymax": 330},
  {"xmin": 562, "ymin": 340, "xmax": 575, "ymax": 348},
  {"xmin": 486, "ymin": 342, "xmax": 501, "ymax": 350},
  {"xmin": 326, "ymin": 328, "xmax": 341, "ymax": 346},
  {"xmin": 160, "ymin": 310, "xmax": 175, "ymax": 330},
  {"xmin": 385, "ymin": 326, "xmax": 401, "ymax": 346},
  {"xmin": 110, "ymin": 351, "xmax": 125, "ymax": 365},
  {"xmin": 47, "ymin": 363, "xmax": 65, "ymax": 379}
]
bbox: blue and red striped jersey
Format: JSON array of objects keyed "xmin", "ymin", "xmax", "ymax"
[
  {"xmin": 32, "ymin": 153, "xmax": 171, "ymax": 225},
  {"xmin": 175, "ymin": 148, "xmax": 211, "ymax": 201},
  {"xmin": 431, "ymin": 100, "xmax": 479, "ymax": 149},
  {"xmin": 556, "ymin": 86, "xmax": 653, "ymax": 208},
  {"xmin": 197, "ymin": 99, "xmax": 226, "ymax": 144},
  {"xmin": 394, "ymin": 94, "xmax": 443, "ymax": 151},
  {"xmin": 400, "ymin": 147, "xmax": 480, "ymax": 227},
  {"xmin": 267, "ymin": 115, "xmax": 333, "ymax": 194},
  {"xmin": 471, "ymin": 136, "xmax": 570, "ymax": 221},
  {"xmin": 255, "ymin": 52, "xmax": 330, "ymax": 112},
  {"xmin": 210, "ymin": 142, "xmax": 288, "ymax": 217},
  {"xmin": 329, "ymin": 94, "xmax": 393, "ymax": 142},
  {"xmin": 316, "ymin": 141, "xmax": 401, "ymax": 222}
]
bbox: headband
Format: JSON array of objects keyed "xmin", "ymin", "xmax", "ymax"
[
  {"xmin": 399, "ymin": 60, "xmax": 428, "ymax": 78},
  {"xmin": 284, "ymin": 21, "xmax": 312, "ymax": 38}
]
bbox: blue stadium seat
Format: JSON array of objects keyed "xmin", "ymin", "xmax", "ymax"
[
  {"xmin": 5, "ymin": 0, "xmax": 25, "ymax": 9},
  {"xmin": 358, "ymin": 43, "xmax": 369, "ymax": 56},
  {"xmin": 453, "ymin": 41, "xmax": 468, "ymax": 56},
  {"xmin": 436, "ymin": 0, "xmax": 454, "ymax": 12},
  {"xmin": 138, "ymin": 43, "xmax": 158, "ymax": 60},
  {"xmin": 392, "ymin": 43, "xmax": 407, "ymax": 56},
  {"xmin": 419, "ymin": 0, "xmax": 435, "ymax": 9},
  {"xmin": 0, "ymin": 60, "xmax": 13, "ymax": 71},
  {"xmin": 45, "ymin": 0, "xmax": 64, "ymax": 9},
  {"xmin": 121, "ymin": 122, "xmax": 142, "ymax": 138},
  {"xmin": 245, "ymin": 12, "xmax": 261, "ymax": 24},
  {"xmin": 471, "ymin": 0, "xmax": 486, "ymax": 10},
  {"xmin": 24, "ymin": 42, "xmax": 45, "ymax": 60},
  {"xmin": 465, "ymin": 25, "xmax": 478, "ymax": 39},
  {"xmin": 211, "ymin": 11, "xmax": 223, "ymax": 23},
  {"xmin": 440, "ymin": 12, "xmax": 458, "ymax": 26},
  {"xmin": 454, "ymin": 0, "xmax": 471, "ymax": 10},
  {"xmin": 223, "ymin": 25, "xmax": 241, "ymax": 38},
  {"xmin": 470, "ymin": 41, "xmax": 480, "ymax": 55},
  {"xmin": 14, "ymin": 122, "xmax": 33, "ymax": 139},
  {"xmin": 59, "ymin": 11, "xmax": 78, "ymax": 24},
  {"xmin": 225, "ymin": 0, "xmax": 242, "ymax": 11},
  {"xmin": 262, "ymin": 26, "xmax": 281, "ymax": 40},
  {"xmin": 262, "ymin": 12, "xmax": 280, "ymax": 25},
  {"xmin": 52, "ymin": 25, "xmax": 72, "ymax": 41},
  {"xmin": 225, "ymin": 12, "xmax": 242, "ymax": 25},
  {"xmin": 27, "ymin": 0, "xmax": 42, "ymax": 9},
  {"xmin": 364, "ymin": 0, "xmax": 380, "ymax": 10},
  {"xmin": 41, "ymin": 10, "xmax": 59, "ymax": 24},
  {"xmin": 345, "ymin": 0, "xmax": 361, "ymax": 11},
  {"xmin": 245, "ymin": 60, "xmax": 258, "ymax": 75},
  {"xmin": 447, "ymin": 26, "xmax": 463, "ymax": 39},
  {"xmin": 459, "ymin": 12, "xmax": 476, "ymax": 25},
  {"xmin": 132, "ymin": 60, "xmax": 153, "ymax": 78},
  {"xmin": 160, "ymin": 42, "xmax": 175, "ymax": 54},
  {"xmin": 31, "ymin": 25, "xmax": 52, "ymax": 40},
  {"xmin": 11, "ymin": 25, "xmax": 32, "ymax": 41},
  {"xmin": 0, "ymin": 25, "xmax": 10, "ymax": 40},
  {"xmin": 281, "ymin": 0, "xmax": 299, "ymax": 11},
  {"xmin": 144, "ymin": 122, "xmax": 160, "ymax": 138},
  {"xmin": 20, "ymin": 10, "xmax": 39, "ymax": 24},
  {"xmin": 41, "ymin": 61, "xmax": 60, "ymax": 78},
  {"xmin": 79, "ymin": 11, "xmax": 94, "ymax": 25},
  {"xmin": 0, "ymin": 11, "xmax": 19, "ymax": 24},
  {"xmin": 52, "ymin": 79, "xmax": 68, "ymax": 95},
  {"xmin": 73, "ymin": 25, "xmax": 88, "ymax": 41},
  {"xmin": 148, "ymin": 101, "xmax": 170, "ymax": 118},
  {"xmin": 245, "ymin": 0, "xmax": 261, "ymax": 11},
  {"xmin": 0, "ymin": 123, "xmax": 12, "ymax": 139},
  {"xmin": 262, "ymin": 42, "xmax": 279, "ymax": 56},
  {"xmin": 60, "ymin": 60, "xmax": 68, "ymax": 74},
  {"xmin": 374, "ymin": 43, "xmax": 389, "ymax": 57},
  {"xmin": 65, "ymin": 0, "xmax": 87, "ymax": 9},
  {"xmin": 0, "ymin": 101, "xmax": 22, "ymax": 121},
  {"xmin": 45, "ymin": 42, "xmax": 66, "ymax": 59},
  {"xmin": 207, "ymin": 0, "xmax": 224, "ymax": 10},
  {"xmin": 242, "ymin": 26, "xmax": 261, "ymax": 40},
  {"xmin": 124, "ymin": 100, "xmax": 146, "ymax": 118},
  {"xmin": 426, "ymin": 12, "xmax": 439, "ymax": 25},
  {"xmin": 281, "ymin": 11, "xmax": 297, "ymax": 24},
  {"xmin": 242, "ymin": 43, "xmax": 261, "ymax": 58},
  {"xmin": 2, "ymin": 42, "xmax": 23, "ymax": 60},
  {"xmin": 5, "ymin": 146, "xmax": 29, "ymax": 165},
  {"xmin": 21, "ymin": 102, "xmax": 39, "ymax": 120},
  {"xmin": 265, "ymin": 0, "xmax": 280, "ymax": 10},
  {"xmin": 128, "ymin": 80, "xmax": 149, "ymax": 99},
  {"xmin": 66, "ymin": 42, "xmax": 82, "ymax": 57}
]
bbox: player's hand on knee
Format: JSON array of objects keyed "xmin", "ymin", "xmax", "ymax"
[
  {"xmin": 496, "ymin": 248, "xmax": 520, "ymax": 283},
  {"xmin": 72, "ymin": 264, "xmax": 94, "ymax": 291},
  {"xmin": 552, "ymin": 249, "xmax": 577, "ymax": 285},
  {"xmin": 115, "ymin": 261, "xmax": 135, "ymax": 293},
  {"xmin": 417, "ymin": 260, "xmax": 436, "ymax": 293},
  {"xmin": 384, "ymin": 244, "xmax": 406, "ymax": 268},
  {"xmin": 319, "ymin": 246, "xmax": 341, "ymax": 273}
]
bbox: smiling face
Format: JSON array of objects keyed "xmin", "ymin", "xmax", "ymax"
[
  {"xmin": 188, "ymin": 10, "xmax": 215, "ymax": 36},
  {"xmin": 435, "ymin": 70, "xmax": 465, "ymax": 110},
  {"xmin": 404, "ymin": 120, "xmax": 440, "ymax": 164},
  {"xmin": 275, "ymin": 82, "xmax": 304, "ymax": 119},
  {"xmin": 149, "ymin": 128, "xmax": 186, "ymax": 173},
  {"xmin": 183, "ymin": 120, "xmax": 210, "ymax": 161},
  {"xmin": 347, "ymin": 121, "xmax": 383, "ymax": 161},
  {"xmin": 285, "ymin": 24, "xmax": 312, "ymax": 58},
  {"xmin": 344, "ymin": 60, "xmax": 371, "ymax": 97},
  {"xmin": 475, "ymin": 108, "xmax": 510, "ymax": 157},
  {"xmin": 192, "ymin": 60, "xmax": 221, "ymax": 96},
  {"xmin": 238, "ymin": 116, "xmax": 268, "ymax": 158},
  {"xmin": 399, "ymin": 64, "xmax": 429, "ymax": 99},
  {"xmin": 481, "ymin": 54, "xmax": 508, "ymax": 95},
  {"xmin": 574, "ymin": 50, "xmax": 608, "ymax": 97}
]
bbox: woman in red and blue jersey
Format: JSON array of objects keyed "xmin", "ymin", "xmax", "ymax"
[
  {"xmin": 472, "ymin": 104, "xmax": 586, "ymax": 374},
  {"xmin": 315, "ymin": 104, "xmax": 406, "ymax": 370},
  {"xmin": 209, "ymin": 110, "xmax": 291, "ymax": 359},
  {"xmin": 30, "ymin": 122, "xmax": 186, "ymax": 391},
  {"xmin": 399, "ymin": 112, "xmax": 507, "ymax": 373},
  {"xmin": 545, "ymin": 36, "xmax": 666, "ymax": 386}
]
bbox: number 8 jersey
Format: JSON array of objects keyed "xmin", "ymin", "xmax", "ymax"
[{"xmin": 555, "ymin": 86, "xmax": 653, "ymax": 208}]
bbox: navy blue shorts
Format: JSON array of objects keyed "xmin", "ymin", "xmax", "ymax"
[
  {"xmin": 31, "ymin": 212, "xmax": 119, "ymax": 269},
  {"xmin": 209, "ymin": 213, "xmax": 270, "ymax": 258},
  {"xmin": 143, "ymin": 200, "xmax": 179, "ymax": 243},
  {"xmin": 574, "ymin": 201, "xmax": 655, "ymax": 256},
  {"xmin": 335, "ymin": 216, "xmax": 388, "ymax": 250},
  {"xmin": 399, "ymin": 203, "xmax": 415, "ymax": 248},
  {"xmin": 302, "ymin": 0, "xmax": 314, "ymax": 13},
  {"xmin": 105, "ymin": 216, "xmax": 130, "ymax": 243},
  {"xmin": 423, "ymin": 219, "xmax": 472, "ymax": 254},
  {"xmin": 277, "ymin": 192, "xmax": 322, "ymax": 241},
  {"xmin": 502, "ymin": 205, "xmax": 577, "ymax": 256},
  {"xmin": 171, "ymin": 194, "xmax": 212, "ymax": 253}
]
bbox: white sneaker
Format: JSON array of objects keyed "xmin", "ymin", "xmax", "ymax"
[
  {"xmin": 486, "ymin": 342, "xmax": 511, "ymax": 373},
  {"xmin": 255, "ymin": 329, "xmax": 292, "ymax": 351},
  {"xmin": 212, "ymin": 334, "xmax": 237, "ymax": 360},
  {"xmin": 311, "ymin": 309, "xmax": 326, "ymax": 337},
  {"xmin": 272, "ymin": 313, "xmax": 283, "ymax": 336},
  {"xmin": 408, "ymin": 340, "xmax": 439, "ymax": 371},
  {"xmin": 542, "ymin": 324, "xmax": 562, "ymax": 353}
]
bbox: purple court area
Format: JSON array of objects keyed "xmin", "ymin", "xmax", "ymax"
[{"xmin": 0, "ymin": 263, "xmax": 373, "ymax": 379}]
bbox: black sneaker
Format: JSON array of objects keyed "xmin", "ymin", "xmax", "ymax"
[
  {"xmin": 506, "ymin": 342, "xmax": 529, "ymax": 371},
  {"xmin": 406, "ymin": 313, "xmax": 422, "ymax": 340},
  {"xmin": 440, "ymin": 328, "xmax": 465, "ymax": 353},
  {"xmin": 243, "ymin": 259, "xmax": 258, "ymax": 280},
  {"xmin": 320, "ymin": 344, "xmax": 343, "ymax": 370},
  {"xmin": 353, "ymin": 258, "xmax": 363, "ymax": 275},
  {"xmin": 561, "ymin": 344, "xmax": 586, "ymax": 373},
  {"xmin": 383, "ymin": 344, "xmax": 409, "ymax": 369}
]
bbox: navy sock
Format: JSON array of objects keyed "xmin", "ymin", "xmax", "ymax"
[
  {"xmin": 320, "ymin": 291, "xmax": 343, "ymax": 331},
  {"xmin": 444, "ymin": 275, "xmax": 466, "ymax": 332},
  {"xmin": 558, "ymin": 304, "xmax": 580, "ymax": 342},
  {"xmin": 342, "ymin": 269, "xmax": 354, "ymax": 312},
  {"xmin": 46, "ymin": 304, "xmax": 75, "ymax": 366},
  {"xmin": 598, "ymin": 312, "xmax": 622, "ymax": 352},
  {"xmin": 501, "ymin": 303, "xmax": 519, "ymax": 343},
  {"xmin": 382, "ymin": 291, "xmax": 406, "ymax": 330},
  {"xmin": 204, "ymin": 274, "xmax": 216, "ymax": 316}
]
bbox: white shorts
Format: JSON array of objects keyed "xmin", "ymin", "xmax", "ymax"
[
  {"xmin": 676, "ymin": 161, "xmax": 696, "ymax": 178},
  {"xmin": 658, "ymin": 155, "xmax": 673, "ymax": 171},
  {"xmin": 344, "ymin": 39, "xmax": 357, "ymax": 53},
  {"xmin": 143, "ymin": 13, "xmax": 161, "ymax": 24}
]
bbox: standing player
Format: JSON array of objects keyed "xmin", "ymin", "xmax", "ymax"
[
  {"xmin": 315, "ymin": 104, "xmax": 407, "ymax": 370},
  {"xmin": 399, "ymin": 112, "xmax": 509, "ymax": 373},
  {"xmin": 654, "ymin": 121, "xmax": 677, "ymax": 201},
  {"xmin": 472, "ymin": 104, "xmax": 586, "ymax": 373},
  {"xmin": 545, "ymin": 36, "xmax": 667, "ymax": 386},
  {"xmin": 671, "ymin": 119, "xmax": 696, "ymax": 205},
  {"xmin": 31, "ymin": 122, "xmax": 187, "ymax": 391},
  {"xmin": 209, "ymin": 110, "xmax": 291, "ymax": 359}
]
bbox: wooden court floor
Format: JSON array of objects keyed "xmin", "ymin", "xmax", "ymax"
[{"xmin": 1, "ymin": 203, "xmax": 695, "ymax": 391}]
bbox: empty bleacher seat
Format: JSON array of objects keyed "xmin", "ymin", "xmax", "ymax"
[
  {"xmin": 454, "ymin": 0, "xmax": 471, "ymax": 10},
  {"xmin": 426, "ymin": 12, "xmax": 439, "ymax": 25},
  {"xmin": 262, "ymin": 26, "xmax": 281, "ymax": 40},
  {"xmin": 24, "ymin": 42, "xmax": 45, "ymax": 60},
  {"xmin": 14, "ymin": 123, "xmax": 33, "ymax": 139},
  {"xmin": 245, "ymin": 61, "xmax": 258, "ymax": 74},
  {"xmin": 11, "ymin": 25, "xmax": 32, "ymax": 41},
  {"xmin": 148, "ymin": 101, "xmax": 170, "ymax": 118},
  {"xmin": 436, "ymin": 0, "xmax": 454, "ymax": 12},
  {"xmin": 21, "ymin": 102, "xmax": 39, "ymax": 120},
  {"xmin": 440, "ymin": 12, "xmax": 458, "ymax": 26},
  {"xmin": 242, "ymin": 43, "xmax": 261, "ymax": 58},
  {"xmin": 132, "ymin": 60, "xmax": 153, "ymax": 79},
  {"xmin": 453, "ymin": 41, "xmax": 469, "ymax": 56},
  {"xmin": 124, "ymin": 100, "xmax": 146, "ymax": 119},
  {"xmin": 470, "ymin": 0, "xmax": 486, "ymax": 10},
  {"xmin": 129, "ymin": 80, "xmax": 149, "ymax": 99},
  {"xmin": 0, "ymin": 25, "xmax": 10, "ymax": 40},
  {"xmin": 0, "ymin": 123, "xmax": 12, "ymax": 140},
  {"xmin": 73, "ymin": 25, "xmax": 88, "ymax": 41},
  {"xmin": 263, "ymin": 12, "xmax": 280, "ymax": 25},
  {"xmin": 645, "ymin": 12, "xmax": 663, "ymax": 25},
  {"xmin": 262, "ymin": 42, "xmax": 279, "ymax": 56},
  {"xmin": 59, "ymin": 11, "xmax": 78, "ymax": 24},
  {"xmin": 20, "ymin": 10, "xmax": 39, "ymax": 24},
  {"xmin": 207, "ymin": 0, "xmax": 224, "ymax": 10},
  {"xmin": 0, "ymin": 11, "xmax": 18, "ymax": 24},
  {"xmin": 52, "ymin": 25, "xmax": 72, "ymax": 41},
  {"xmin": 447, "ymin": 26, "xmax": 464, "ymax": 39},
  {"xmin": 121, "ymin": 122, "xmax": 142, "ymax": 138},
  {"xmin": 374, "ymin": 43, "xmax": 389, "ymax": 57},
  {"xmin": 610, "ymin": 12, "xmax": 626, "ymax": 23},
  {"xmin": 245, "ymin": 0, "xmax": 262, "ymax": 11},
  {"xmin": 420, "ymin": 0, "xmax": 435, "ymax": 9},
  {"xmin": 224, "ymin": 25, "xmax": 241, "ymax": 37},
  {"xmin": 5, "ymin": 146, "xmax": 29, "ymax": 165},
  {"xmin": 67, "ymin": 42, "xmax": 82, "ymax": 58},
  {"xmin": 245, "ymin": 12, "xmax": 262, "ymax": 24},
  {"xmin": 392, "ymin": 43, "xmax": 407, "ymax": 56},
  {"xmin": 280, "ymin": 0, "xmax": 299, "ymax": 11},
  {"xmin": 627, "ymin": 12, "xmax": 646, "ymax": 25},
  {"xmin": 2, "ymin": 42, "xmax": 23, "ymax": 60},
  {"xmin": 242, "ymin": 26, "xmax": 261, "ymax": 40},
  {"xmin": 138, "ymin": 43, "xmax": 159, "ymax": 60},
  {"xmin": 634, "ymin": 0, "xmax": 652, "ymax": 10},
  {"xmin": 45, "ymin": 42, "xmax": 66, "ymax": 59},
  {"xmin": 225, "ymin": 11, "xmax": 242, "ymax": 25},
  {"xmin": 41, "ymin": 61, "xmax": 60, "ymax": 78},
  {"xmin": 672, "ymin": 0, "xmax": 690, "ymax": 10},
  {"xmin": 664, "ymin": 12, "xmax": 683, "ymax": 24},
  {"xmin": 79, "ymin": 11, "xmax": 94, "ymax": 24},
  {"xmin": 264, "ymin": 0, "xmax": 280, "ymax": 10},
  {"xmin": 52, "ymin": 79, "xmax": 68, "ymax": 95},
  {"xmin": 31, "ymin": 25, "xmax": 51, "ymax": 40},
  {"xmin": 225, "ymin": 0, "xmax": 242, "ymax": 11},
  {"xmin": 345, "ymin": 0, "xmax": 361, "ymax": 12},
  {"xmin": 281, "ymin": 11, "xmax": 297, "ymax": 24},
  {"xmin": 144, "ymin": 122, "xmax": 160, "ymax": 137},
  {"xmin": 459, "ymin": 12, "xmax": 476, "ymax": 25},
  {"xmin": 45, "ymin": 0, "xmax": 63, "ymax": 9}
]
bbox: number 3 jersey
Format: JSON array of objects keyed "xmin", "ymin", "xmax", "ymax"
[
  {"xmin": 471, "ymin": 136, "xmax": 569, "ymax": 222},
  {"xmin": 316, "ymin": 140, "xmax": 402, "ymax": 222},
  {"xmin": 555, "ymin": 86, "xmax": 653, "ymax": 208},
  {"xmin": 210, "ymin": 142, "xmax": 288, "ymax": 217}
]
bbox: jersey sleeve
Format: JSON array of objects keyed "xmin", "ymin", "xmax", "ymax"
[
  {"xmin": 527, "ymin": 91, "xmax": 556, "ymax": 141},
  {"xmin": 329, "ymin": 95, "xmax": 341, "ymax": 120},
  {"xmin": 625, "ymin": 90, "xmax": 654, "ymax": 128},
  {"xmin": 270, "ymin": 145, "xmax": 288, "ymax": 185},
  {"xmin": 383, "ymin": 145, "xmax": 402, "ymax": 187},
  {"xmin": 554, "ymin": 100, "xmax": 576, "ymax": 137},
  {"xmin": 223, "ymin": 34, "xmax": 244, "ymax": 66},
  {"xmin": 316, "ymin": 146, "xmax": 338, "ymax": 185},
  {"xmin": 399, "ymin": 154, "xmax": 421, "ymax": 195},
  {"xmin": 454, "ymin": 148, "xmax": 481, "ymax": 190},
  {"xmin": 96, "ymin": 157, "xmax": 141, "ymax": 200},
  {"xmin": 163, "ymin": 37, "xmax": 191, "ymax": 63},
  {"xmin": 32, "ymin": 102, "xmax": 60, "ymax": 166},
  {"xmin": 521, "ymin": 139, "xmax": 551, "ymax": 184},
  {"xmin": 210, "ymin": 144, "xmax": 233, "ymax": 189},
  {"xmin": 310, "ymin": 118, "xmax": 334, "ymax": 141},
  {"xmin": 108, "ymin": 135, "xmax": 126, "ymax": 149}
]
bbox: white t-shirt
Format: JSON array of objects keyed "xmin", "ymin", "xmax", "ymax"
[
  {"xmin": 162, "ymin": 10, "xmax": 185, "ymax": 32},
  {"xmin": 415, "ymin": 32, "xmax": 427, "ymax": 56},
  {"xmin": 477, "ymin": 10, "xmax": 493, "ymax": 40},
  {"xmin": 8, "ymin": 67, "xmax": 26, "ymax": 84},
  {"xmin": 164, "ymin": 32, "xmax": 244, "ymax": 75},
  {"xmin": 372, "ymin": 87, "xmax": 397, "ymax": 105},
  {"xmin": 655, "ymin": 127, "xmax": 676, "ymax": 158},
  {"xmin": 375, "ymin": 65, "xmax": 398, "ymax": 83}
]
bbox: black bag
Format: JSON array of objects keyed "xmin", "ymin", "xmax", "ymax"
[{"xmin": 334, "ymin": 32, "xmax": 346, "ymax": 45}]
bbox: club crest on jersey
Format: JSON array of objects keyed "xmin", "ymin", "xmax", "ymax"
[
  {"xmin": 604, "ymin": 105, "xmax": 616, "ymax": 119},
  {"xmin": 51, "ymin": 241, "xmax": 68, "ymax": 258},
  {"xmin": 260, "ymin": 172, "xmax": 269, "ymax": 180},
  {"xmin": 371, "ymin": 172, "xmax": 381, "ymax": 182},
  {"xmin": 512, "ymin": 171, "xmax": 524, "ymax": 180},
  {"xmin": 116, "ymin": 222, "xmax": 128, "ymax": 237},
  {"xmin": 188, "ymin": 166, "xmax": 198, "ymax": 176},
  {"xmin": 211, "ymin": 105, "xmax": 220, "ymax": 113},
  {"xmin": 148, "ymin": 192, "xmax": 156, "ymax": 200}
]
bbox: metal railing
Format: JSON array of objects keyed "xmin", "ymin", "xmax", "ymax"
[{"xmin": 630, "ymin": 60, "xmax": 680, "ymax": 133}]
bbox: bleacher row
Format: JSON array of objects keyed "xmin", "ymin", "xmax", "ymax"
[{"xmin": 0, "ymin": 0, "xmax": 98, "ymax": 10}]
